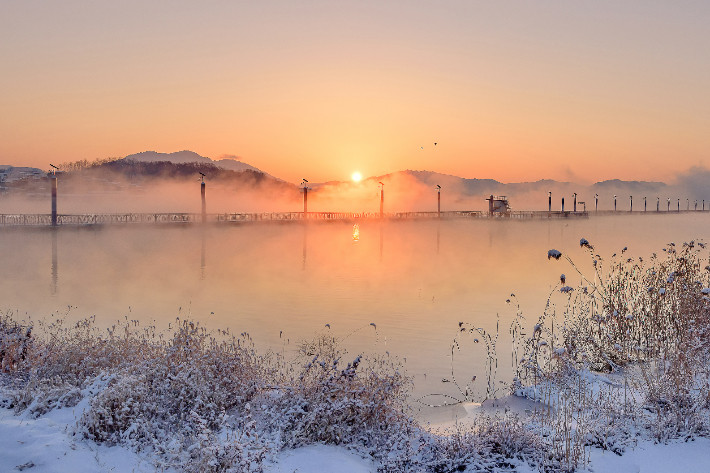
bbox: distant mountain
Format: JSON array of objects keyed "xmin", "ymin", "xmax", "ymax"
[
  {"xmin": 311, "ymin": 169, "xmax": 705, "ymax": 211},
  {"xmin": 124, "ymin": 151, "xmax": 276, "ymax": 178}
]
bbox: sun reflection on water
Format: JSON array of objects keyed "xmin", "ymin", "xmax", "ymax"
[{"xmin": 352, "ymin": 223, "xmax": 360, "ymax": 242}]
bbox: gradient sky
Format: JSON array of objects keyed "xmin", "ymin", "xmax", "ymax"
[{"xmin": 2, "ymin": 1, "xmax": 709, "ymax": 184}]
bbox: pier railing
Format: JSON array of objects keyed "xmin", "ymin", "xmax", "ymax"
[{"xmin": 0, "ymin": 209, "xmax": 614, "ymax": 227}]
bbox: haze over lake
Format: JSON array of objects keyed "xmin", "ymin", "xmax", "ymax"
[{"xmin": 2, "ymin": 213, "xmax": 708, "ymax": 420}]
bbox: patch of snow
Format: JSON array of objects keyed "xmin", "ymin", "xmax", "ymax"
[{"xmin": 264, "ymin": 444, "xmax": 375, "ymax": 473}]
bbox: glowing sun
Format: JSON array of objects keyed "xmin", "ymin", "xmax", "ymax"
[{"xmin": 352, "ymin": 172, "xmax": 362, "ymax": 182}]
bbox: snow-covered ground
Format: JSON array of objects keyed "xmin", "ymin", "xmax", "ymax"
[
  {"xmin": 3, "ymin": 385, "xmax": 709, "ymax": 473},
  {"xmin": 0, "ymin": 389, "xmax": 173, "ymax": 473}
]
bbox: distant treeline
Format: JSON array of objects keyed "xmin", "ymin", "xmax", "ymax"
[{"xmin": 57, "ymin": 156, "xmax": 123, "ymax": 172}]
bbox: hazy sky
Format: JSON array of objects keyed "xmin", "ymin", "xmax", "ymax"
[{"xmin": 2, "ymin": 1, "xmax": 709, "ymax": 184}]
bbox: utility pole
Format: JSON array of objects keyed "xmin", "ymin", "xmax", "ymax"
[
  {"xmin": 436, "ymin": 185, "xmax": 441, "ymax": 217},
  {"xmin": 379, "ymin": 182, "xmax": 384, "ymax": 218},
  {"xmin": 49, "ymin": 164, "xmax": 58, "ymax": 226},
  {"xmin": 199, "ymin": 172, "xmax": 206, "ymax": 224}
]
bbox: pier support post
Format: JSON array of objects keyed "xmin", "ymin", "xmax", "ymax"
[
  {"xmin": 51, "ymin": 175, "xmax": 57, "ymax": 226},
  {"xmin": 201, "ymin": 181, "xmax": 206, "ymax": 223},
  {"xmin": 437, "ymin": 188, "xmax": 441, "ymax": 217}
]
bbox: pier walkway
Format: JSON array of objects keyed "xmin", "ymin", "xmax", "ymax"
[
  {"xmin": 0, "ymin": 210, "xmax": 598, "ymax": 227},
  {"xmin": 2, "ymin": 209, "xmax": 709, "ymax": 227}
]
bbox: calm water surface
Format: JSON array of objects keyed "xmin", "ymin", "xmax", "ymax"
[{"xmin": 1, "ymin": 214, "xmax": 709, "ymax": 421}]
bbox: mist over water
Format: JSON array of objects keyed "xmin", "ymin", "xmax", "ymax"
[{"xmin": 1, "ymin": 213, "xmax": 709, "ymax": 421}]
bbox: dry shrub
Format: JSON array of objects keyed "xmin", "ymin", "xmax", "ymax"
[
  {"xmin": 80, "ymin": 321, "xmax": 270, "ymax": 452},
  {"xmin": 0, "ymin": 311, "xmax": 33, "ymax": 373},
  {"xmin": 260, "ymin": 334, "xmax": 412, "ymax": 454},
  {"xmin": 510, "ymin": 238, "xmax": 710, "ymax": 470}
]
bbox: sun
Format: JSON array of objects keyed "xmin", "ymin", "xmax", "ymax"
[{"xmin": 352, "ymin": 172, "xmax": 362, "ymax": 182}]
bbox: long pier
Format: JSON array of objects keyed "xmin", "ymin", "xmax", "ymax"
[
  {"xmin": 0, "ymin": 210, "xmax": 597, "ymax": 227},
  {"xmin": 0, "ymin": 210, "xmax": 589, "ymax": 227},
  {"xmin": 3, "ymin": 209, "xmax": 709, "ymax": 227}
]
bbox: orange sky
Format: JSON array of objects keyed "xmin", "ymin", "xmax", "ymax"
[{"xmin": 1, "ymin": 1, "xmax": 709, "ymax": 184}]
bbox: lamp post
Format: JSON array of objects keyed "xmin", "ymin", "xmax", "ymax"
[
  {"xmin": 199, "ymin": 172, "xmax": 206, "ymax": 224},
  {"xmin": 687, "ymin": 199, "xmax": 689, "ymax": 211},
  {"xmin": 562, "ymin": 197, "xmax": 565, "ymax": 212},
  {"xmin": 677, "ymin": 198, "xmax": 680, "ymax": 212},
  {"xmin": 302, "ymin": 179, "xmax": 308, "ymax": 218},
  {"xmin": 595, "ymin": 194, "xmax": 598, "ymax": 212},
  {"xmin": 548, "ymin": 191, "xmax": 552, "ymax": 212},
  {"xmin": 49, "ymin": 164, "xmax": 58, "ymax": 226},
  {"xmin": 614, "ymin": 195, "xmax": 617, "ymax": 212},
  {"xmin": 437, "ymin": 185, "xmax": 441, "ymax": 217},
  {"xmin": 656, "ymin": 197, "xmax": 659, "ymax": 212},
  {"xmin": 630, "ymin": 195, "xmax": 633, "ymax": 212},
  {"xmin": 379, "ymin": 182, "xmax": 384, "ymax": 218},
  {"xmin": 644, "ymin": 196, "xmax": 647, "ymax": 212},
  {"xmin": 573, "ymin": 193, "xmax": 577, "ymax": 212},
  {"xmin": 695, "ymin": 200, "xmax": 697, "ymax": 211},
  {"xmin": 667, "ymin": 198, "xmax": 670, "ymax": 212}
]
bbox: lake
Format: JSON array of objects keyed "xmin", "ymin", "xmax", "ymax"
[{"xmin": 1, "ymin": 213, "xmax": 708, "ymax": 421}]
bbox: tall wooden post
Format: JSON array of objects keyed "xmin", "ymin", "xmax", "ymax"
[
  {"xmin": 437, "ymin": 187, "xmax": 441, "ymax": 217},
  {"xmin": 51, "ymin": 175, "xmax": 57, "ymax": 226},
  {"xmin": 201, "ymin": 181, "xmax": 206, "ymax": 223}
]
